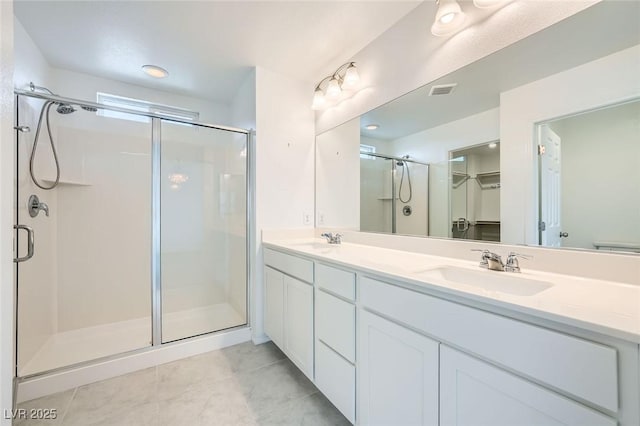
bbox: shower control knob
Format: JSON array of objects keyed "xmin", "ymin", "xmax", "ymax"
[{"xmin": 559, "ymin": 232, "xmax": 569, "ymax": 238}]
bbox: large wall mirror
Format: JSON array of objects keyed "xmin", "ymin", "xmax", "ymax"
[{"xmin": 315, "ymin": 1, "xmax": 640, "ymax": 254}]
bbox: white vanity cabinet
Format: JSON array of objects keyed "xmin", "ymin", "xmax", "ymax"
[
  {"xmin": 315, "ymin": 263, "xmax": 357, "ymax": 423},
  {"xmin": 358, "ymin": 309, "xmax": 439, "ymax": 426},
  {"xmin": 263, "ymin": 249, "xmax": 314, "ymax": 380},
  {"xmin": 262, "ymin": 245, "xmax": 638, "ymax": 426},
  {"xmin": 440, "ymin": 345, "xmax": 616, "ymax": 426}
]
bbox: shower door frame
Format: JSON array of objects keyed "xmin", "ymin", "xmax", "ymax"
[{"xmin": 13, "ymin": 90, "xmax": 253, "ymax": 379}]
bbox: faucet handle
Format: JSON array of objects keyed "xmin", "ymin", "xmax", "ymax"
[
  {"xmin": 471, "ymin": 249, "xmax": 491, "ymax": 268},
  {"xmin": 505, "ymin": 252, "xmax": 531, "ymax": 273},
  {"xmin": 334, "ymin": 233, "xmax": 342, "ymax": 243}
]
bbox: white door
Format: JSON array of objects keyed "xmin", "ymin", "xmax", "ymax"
[
  {"xmin": 440, "ymin": 345, "xmax": 616, "ymax": 426},
  {"xmin": 358, "ymin": 310, "xmax": 439, "ymax": 426},
  {"xmin": 264, "ymin": 267, "xmax": 284, "ymax": 349},
  {"xmin": 539, "ymin": 124, "xmax": 563, "ymax": 247},
  {"xmin": 284, "ymin": 275, "xmax": 314, "ymax": 380}
]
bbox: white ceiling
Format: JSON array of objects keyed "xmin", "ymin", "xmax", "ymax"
[
  {"xmin": 15, "ymin": 0, "xmax": 422, "ymax": 103},
  {"xmin": 360, "ymin": 0, "xmax": 640, "ymax": 141}
]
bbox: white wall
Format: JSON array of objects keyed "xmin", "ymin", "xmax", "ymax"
[
  {"xmin": 253, "ymin": 67, "xmax": 315, "ymax": 342},
  {"xmin": 553, "ymin": 101, "xmax": 640, "ymax": 250},
  {"xmin": 0, "ymin": 1, "xmax": 15, "ymax": 420},
  {"xmin": 500, "ymin": 45, "xmax": 640, "ymax": 244},
  {"xmin": 315, "ymin": 0, "xmax": 596, "ymax": 134},
  {"xmin": 316, "ymin": 117, "xmax": 360, "ymax": 229}
]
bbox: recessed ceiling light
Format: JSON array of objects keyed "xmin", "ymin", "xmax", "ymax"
[
  {"xmin": 142, "ymin": 65, "xmax": 169, "ymax": 79},
  {"xmin": 365, "ymin": 124, "xmax": 379, "ymax": 130},
  {"xmin": 488, "ymin": 142, "xmax": 498, "ymax": 149}
]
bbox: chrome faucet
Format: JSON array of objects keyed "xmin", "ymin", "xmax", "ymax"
[
  {"xmin": 321, "ymin": 232, "xmax": 342, "ymax": 244},
  {"xmin": 473, "ymin": 249, "xmax": 532, "ymax": 272},
  {"xmin": 28, "ymin": 194, "xmax": 49, "ymax": 217}
]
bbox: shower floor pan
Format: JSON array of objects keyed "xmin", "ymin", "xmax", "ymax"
[{"xmin": 19, "ymin": 303, "xmax": 245, "ymax": 377}]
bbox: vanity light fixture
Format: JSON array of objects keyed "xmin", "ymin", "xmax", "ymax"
[
  {"xmin": 431, "ymin": 0, "xmax": 466, "ymax": 37},
  {"xmin": 142, "ymin": 65, "xmax": 169, "ymax": 79},
  {"xmin": 311, "ymin": 62, "xmax": 361, "ymax": 110},
  {"xmin": 365, "ymin": 124, "xmax": 379, "ymax": 130}
]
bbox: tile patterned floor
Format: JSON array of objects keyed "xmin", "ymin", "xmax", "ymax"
[{"xmin": 15, "ymin": 342, "xmax": 350, "ymax": 426}]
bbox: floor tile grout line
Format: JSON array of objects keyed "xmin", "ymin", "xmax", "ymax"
[{"xmin": 58, "ymin": 386, "xmax": 78, "ymax": 425}]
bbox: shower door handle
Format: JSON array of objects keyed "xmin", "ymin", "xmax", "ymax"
[{"xmin": 14, "ymin": 225, "xmax": 34, "ymax": 263}]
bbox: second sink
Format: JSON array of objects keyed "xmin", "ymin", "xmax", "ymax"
[{"xmin": 414, "ymin": 266, "xmax": 553, "ymax": 296}]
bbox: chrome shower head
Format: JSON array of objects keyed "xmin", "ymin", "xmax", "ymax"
[{"xmin": 56, "ymin": 103, "xmax": 76, "ymax": 114}]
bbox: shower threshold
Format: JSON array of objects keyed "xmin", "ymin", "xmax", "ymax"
[{"xmin": 19, "ymin": 303, "xmax": 245, "ymax": 377}]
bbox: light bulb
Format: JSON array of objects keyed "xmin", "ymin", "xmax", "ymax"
[
  {"xmin": 439, "ymin": 12, "xmax": 456, "ymax": 24},
  {"xmin": 431, "ymin": 0, "xmax": 466, "ymax": 37},
  {"xmin": 326, "ymin": 77, "xmax": 342, "ymax": 101},
  {"xmin": 311, "ymin": 87, "xmax": 326, "ymax": 110},
  {"xmin": 341, "ymin": 63, "xmax": 360, "ymax": 90}
]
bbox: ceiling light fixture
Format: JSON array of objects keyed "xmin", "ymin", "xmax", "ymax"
[
  {"xmin": 431, "ymin": 0, "xmax": 466, "ymax": 37},
  {"xmin": 311, "ymin": 62, "xmax": 361, "ymax": 111},
  {"xmin": 365, "ymin": 124, "xmax": 379, "ymax": 130},
  {"xmin": 142, "ymin": 65, "xmax": 169, "ymax": 79},
  {"xmin": 488, "ymin": 142, "xmax": 498, "ymax": 149}
]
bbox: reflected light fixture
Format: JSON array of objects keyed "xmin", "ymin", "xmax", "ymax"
[
  {"xmin": 142, "ymin": 64, "xmax": 169, "ymax": 78},
  {"xmin": 365, "ymin": 124, "xmax": 379, "ymax": 130},
  {"xmin": 431, "ymin": 0, "xmax": 466, "ymax": 37},
  {"xmin": 312, "ymin": 62, "xmax": 361, "ymax": 110},
  {"xmin": 488, "ymin": 142, "xmax": 498, "ymax": 149}
]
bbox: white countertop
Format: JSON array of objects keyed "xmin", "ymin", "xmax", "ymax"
[{"xmin": 263, "ymin": 238, "xmax": 640, "ymax": 344}]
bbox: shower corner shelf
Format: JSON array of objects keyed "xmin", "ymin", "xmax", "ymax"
[
  {"xmin": 42, "ymin": 178, "xmax": 91, "ymax": 187},
  {"xmin": 475, "ymin": 171, "xmax": 500, "ymax": 189}
]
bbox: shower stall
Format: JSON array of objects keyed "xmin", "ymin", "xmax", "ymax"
[
  {"xmin": 360, "ymin": 152, "xmax": 429, "ymax": 235},
  {"xmin": 13, "ymin": 88, "xmax": 250, "ymax": 378}
]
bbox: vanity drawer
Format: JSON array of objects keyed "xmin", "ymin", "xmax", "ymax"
[
  {"xmin": 360, "ymin": 276, "xmax": 619, "ymax": 412},
  {"xmin": 317, "ymin": 289, "xmax": 356, "ymax": 362},
  {"xmin": 264, "ymin": 248, "xmax": 314, "ymax": 283},
  {"xmin": 315, "ymin": 340, "xmax": 356, "ymax": 424},
  {"xmin": 316, "ymin": 263, "xmax": 356, "ymax": 301}
]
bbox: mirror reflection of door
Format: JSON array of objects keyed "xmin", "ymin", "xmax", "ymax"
[
  {"xmin": 538, "ymin": 99, "xmax": 640, "ymax": 252},
  {"xmin": 449, "ymin": 141, "xmax": 501, "ymax": 242},
  {"xmin": 538, "ymin": 125, "xmax": 562, "ymax": 247}
]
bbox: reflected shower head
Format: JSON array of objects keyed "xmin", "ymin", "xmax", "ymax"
[
  {"xmin": 81, "ymin": 105, "xmax": 98, "ymax": 112},
  {"xmin": 56, "ymin": 103, "xmax": 76, "ymax": 114}
]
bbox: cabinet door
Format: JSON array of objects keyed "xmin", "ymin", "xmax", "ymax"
[
  {"xmin": 440, "ymin": 345, "xmax": 616, "ymax": 426},
  {"xmin": 284, "ymin": 275, "xmax": 314, "ymax": 379},
  {"xmin": 264, "ymin": 267, "xmax": 284, "ymax": 349},
  {"xmin": 358, "ymin": 310, "xmax": 439, "ymax": 426}
]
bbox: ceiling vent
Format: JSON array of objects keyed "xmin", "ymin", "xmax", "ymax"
[{"xmin": 429, "ymin": 83, "xmax": 457, "ymax": 96}]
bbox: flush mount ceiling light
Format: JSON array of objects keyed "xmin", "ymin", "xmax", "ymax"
[
  {"xmin": 142, "ymin": 65, "xmax": 169, "ymax": 79},
  {"xmin": 365, "ymin": 124, "xmax": 379, "ymax": 130},
  {"xmin": 312, "ymin": 62, "xmax": 361, "ymax": 110},
  {"xmin": 488, "ymin": 142, "xmax": 498, "ymax": 149},
  {"xmin": 431, "ymin": 0, "xmax": 466, "ymax": 37}
]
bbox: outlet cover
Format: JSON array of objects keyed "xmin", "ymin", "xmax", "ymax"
[{"xmin": 303, "ymin": 211, "xmax": 312, "ymax": 225}]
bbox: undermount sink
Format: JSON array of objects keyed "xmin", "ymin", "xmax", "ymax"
[
  {"xmin": 288, "ymin": 242, "xmax": 340, "ymax": 250},
  {"xmin": 414, "ymin": 266, "xmax": 553, "ymax": 296}
]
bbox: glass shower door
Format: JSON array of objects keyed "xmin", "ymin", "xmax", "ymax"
[
  {"xmin": 15, "ymin": 95, "xmax": 153, "ymax": 377},
  {"xmin": 160, "ymin": 120, "xmax": 247, "ymax": 342}
]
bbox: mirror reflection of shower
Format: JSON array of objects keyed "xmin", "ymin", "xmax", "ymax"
[
  {"xmin": 397, "ymin": 155, "xmax": 412, "ymax": 204},
  {"xmin": 28, "ymin": 82, "xmax": 98, "ymax": 190}
]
